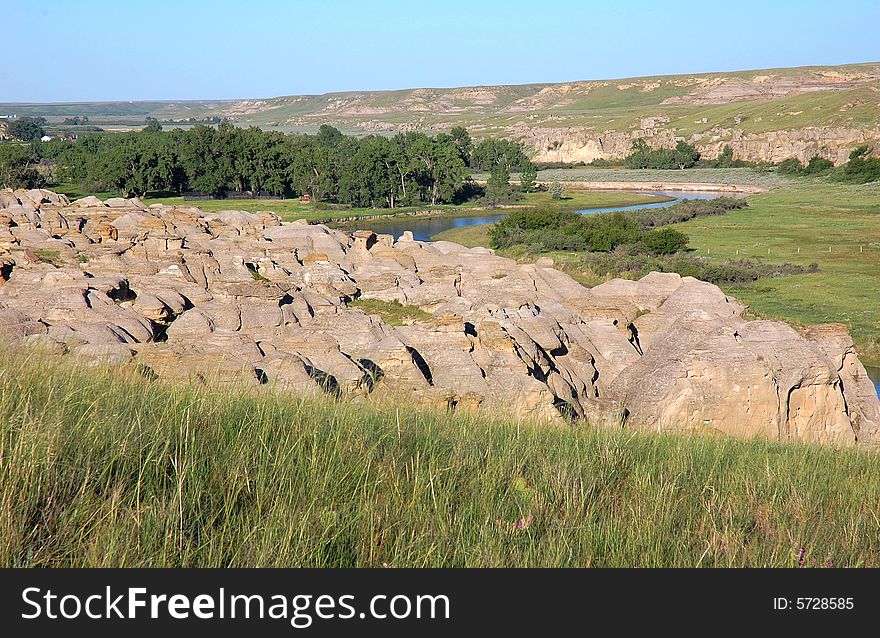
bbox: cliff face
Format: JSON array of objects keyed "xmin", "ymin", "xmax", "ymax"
[
  {"xmin": 525, "ymin": 124, "xmax": 880, "ymax": 165},
  {"xmin": 2, "ymin": 188, "xmax": 879, "ymax": 446}
]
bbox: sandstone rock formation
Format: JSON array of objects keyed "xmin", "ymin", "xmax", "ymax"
[{"xmin": 1, "ymin": 188, "xmax": 878, "ymax": 446}]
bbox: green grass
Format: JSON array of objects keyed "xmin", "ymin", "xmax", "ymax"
[
  {"xmin": 50, "ymin": 182, "xmax": 120, "ymax": 201},
  {"xmin": 530, "ymin": 167, "xmax": 793, "ymax": 187},
  {"xmin": 32, "ymin": 249, "xmax": 64, "ymax": 267},
  {"xmin": 2, "ymin": 350, "xmax": 880, "ymax": 567},
  {"xmin": 437, "ymin": 180, "xmax": 880, "ymax": 365},
  {"xmin": 677, "ymin": 180, "xmax": 880, "ymax": 363},
  {"xmin": 349, "ymin": 298, "xmax": 433, "ymax": 326},
  {"xmin": 144, "ymin": 190, "xmax": 669, "ymax": 223},
  {"xmin": 432, "ymin": 224, "xmax": 493, "ymax": 246},
  {"xmin": 520, "ymin": 189, "xmax": 671, "ymax": 210}
]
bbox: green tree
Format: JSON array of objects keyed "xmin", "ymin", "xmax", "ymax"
[
  {"xmin": 714, "ymin": 145, "xmax": 735, "ymax": 168},
  {"xmin": 548, "ymin": 180, "xmax": 565, "ymax": 200},
  {"xmin": 673, "ymin": 141, "xmax": 700, "ymax": 169},
  {"xmin": 519, "ymin": 160, "xmax": 537, "ymax": 192},
  {"xmin": 805, "ymin": 155, "xmax": 833, "ymax": 175},
  {"xmin": 625, "ymin": 139, "xmax": 699, "ymax": 169},
  {"xmin": 486, "ymin": 162, "xmax": 513, "ymax": 201},
  {"xmin": 777, "ymin": 157, "xmax": 804, "ymax": 175},
  {"xmin": 0, "ymin": 145, "xmax": 42, "ymax": 189},
  {"xmin": 449, "ymin": 126, "xmax": 472, "ymax": 166},
  {"xmin": 8, "ymin": 117, "xmax": 46, "ymax": 142}
]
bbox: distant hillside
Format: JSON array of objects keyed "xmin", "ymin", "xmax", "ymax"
[{"xmin": 4, "ymin": 62, "xmax": 880, "ymax": 164}]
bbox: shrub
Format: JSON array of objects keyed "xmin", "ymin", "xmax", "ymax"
[
  {"xmin": 831, "ymin": 146, "xmax": 880, "ymax": 184},
  {"xmin": 777, "ymin": 157, "xmax": 805, "ymax": 175},
  {"xmin": 624, "ymin": 139, "xmax": 700, "ymax": 169},
  {"xmin": 629, "ymin": 197, "xmax": 746, "ymax": 228},
  {"xmin": 638, "ymin": 228, "xmax": 689, "ymax": 255},
  {"xmin": 805, "ymin": 155, "xmax": 834, "ymax": 175},
  {"xmin": 548, "ymin": 180, "xmax": 565, "ymax": 200}
]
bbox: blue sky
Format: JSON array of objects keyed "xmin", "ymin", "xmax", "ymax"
[{"xmin": 6, "ymin": 0, "xmax": 880, "ymax": 102}]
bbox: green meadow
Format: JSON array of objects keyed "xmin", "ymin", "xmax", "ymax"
[
  {"xmin": 3, "ymin": 351, "xmax": 880, "ymax": 568},
  {"xmin": 435, "ymin": 180, "xmax": 880, "ymax": 364}
]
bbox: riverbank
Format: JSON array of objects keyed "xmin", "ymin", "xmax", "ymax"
[
  {"xmin": 359, "ymin": 192, "xmax": 718, "ymax": 242},
  {"xmin": 139, "ymin": 189, "xmax": 670, "ymax": 223},
  {"xmin": 533, "ymin": 180, "xmax": 766, "ymax": 194},
  {"xmin": 324, "ymin": 190, "xmax": 670, "ymax": 227}
]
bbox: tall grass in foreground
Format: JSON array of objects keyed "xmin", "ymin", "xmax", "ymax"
[{"xmin": 2, "ymin": 351, "xmax": 880, "ymax": 568}]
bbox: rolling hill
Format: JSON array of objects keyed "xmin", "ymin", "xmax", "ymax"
[{"xmin": 3, "ymin": 62, "xmax": 880, "ymax": 164}]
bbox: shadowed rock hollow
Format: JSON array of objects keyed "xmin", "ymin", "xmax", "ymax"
[{"xmin": 1, "ymin": 188, "xmax": 878, "ymax": 446}]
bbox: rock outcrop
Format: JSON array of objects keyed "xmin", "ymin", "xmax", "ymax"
[
  {"xmin": 525, "ymin": 123, "xmax": 880, "ymax": 166},
  {"xmin": 2, "ymin": 188, "xmax": 878, "ymax": 446}
]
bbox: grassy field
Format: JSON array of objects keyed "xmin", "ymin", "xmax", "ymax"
[
  {"xmin": 50, "ymin": 182, "xmax": 119, "ymax": 201},
  {"xmin": 434, "ymin": 180, "xmax": 880, "ymax": 364},
  {"xmin": 679, "ymin": 181, "xmax": 880, "ymax": 363},
  {"xmin": 3, "ymin": 350, "xmax": 880, "ymax": 568},
  {"xmin": 530, "ymin": 167, "xmax": 794, "ymax": 187},
  {"xmin": 432, "ymin": 224, "xmax": 493, "ymax": 247},
  {"xmin": 519, "ymin": 189, "xmax": 671, "ymax": 211}
]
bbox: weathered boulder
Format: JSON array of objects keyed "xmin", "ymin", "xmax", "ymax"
[{"xmin": 0, "ymin": 189, "xmax": 877, "ymax": 446}]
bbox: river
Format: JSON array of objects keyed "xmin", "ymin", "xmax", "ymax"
[{"xmin": 340, "ymin": 191, "xmax": 721, "ymax": 242}]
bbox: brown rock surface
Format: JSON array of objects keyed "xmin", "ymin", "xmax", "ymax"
[{"xmin": 1, "ymin": 191, "xmax": 877, "ymax": 445}]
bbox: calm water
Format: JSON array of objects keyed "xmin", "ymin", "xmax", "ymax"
[{"xmin": 342, "ymin": 191, "xmax": 721, "ymax": 241}]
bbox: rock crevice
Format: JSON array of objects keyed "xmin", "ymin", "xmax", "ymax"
[{"xmin": 1, "ymin": 188, "xmax": 877, "ymax": 446}]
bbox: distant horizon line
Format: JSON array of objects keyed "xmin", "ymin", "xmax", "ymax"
[{"xmin": 3, "ymin": 59, "xmax": 879, "ymax": 106}]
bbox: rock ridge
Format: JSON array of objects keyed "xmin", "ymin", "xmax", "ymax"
[{"xmin": 1, "ymin": 188, "xmax": 878, "ymax": 446}]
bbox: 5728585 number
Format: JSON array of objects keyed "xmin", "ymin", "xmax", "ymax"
[{"xmin": 774, "ymin": 597, "xmax": 854, "ymax": 611}]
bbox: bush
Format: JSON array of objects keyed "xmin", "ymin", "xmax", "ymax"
[
  {"xmin": 629, "ymin": 196, "xmax": 747, "ymax": 228},
  {"xmin": 565, "ymin": 251, "xmax": 818, "ymax": 286},
  {"xmin": 548, "ymin": 180, "xmax": 565, "ymax": 200},
  {"xmin": 492, "ymin": 208, "xmax": 654, "ymax": 254},
  {"xmin": 490, "ymin": 198, "xmax": 747, "ymax": 256},
  {"xmin": 805, "ymin": 156, "xmax": 834, "ymax": 175},
  {"xmin": 777, "ymin": 157, "xmax": 805, "ymax": 175},
  {"xmin": 831, "ymin": 146, "xmax": 880, "ymax": 184},
  {"xmin": 638, "ymin": 228, "xmax": 689, "ymax": 255},
  {"xmin": 624, "ymin": 140, "xmax": 700, "ymax": 169}
]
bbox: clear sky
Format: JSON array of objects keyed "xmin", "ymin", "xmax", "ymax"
[{"xmin": 5, "ymin": 0, "xmax": 880, "ymax": 102}]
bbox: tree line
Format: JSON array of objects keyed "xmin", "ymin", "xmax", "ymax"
[
  {"xmin": 16, "ymin": 123, "xmax": 535, "ymax": 207},
  {"xmin": 5, "ymin": 117, "xmax": 47, "ymax": 142},
  {"xmin": 624, "ymin": 139, "xmax": 701, "ymax": 169}
]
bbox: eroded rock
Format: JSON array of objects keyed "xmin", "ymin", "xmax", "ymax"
[{"xmin": 1, "ymin": 190, "xmax": 877, "ymax": 446}]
